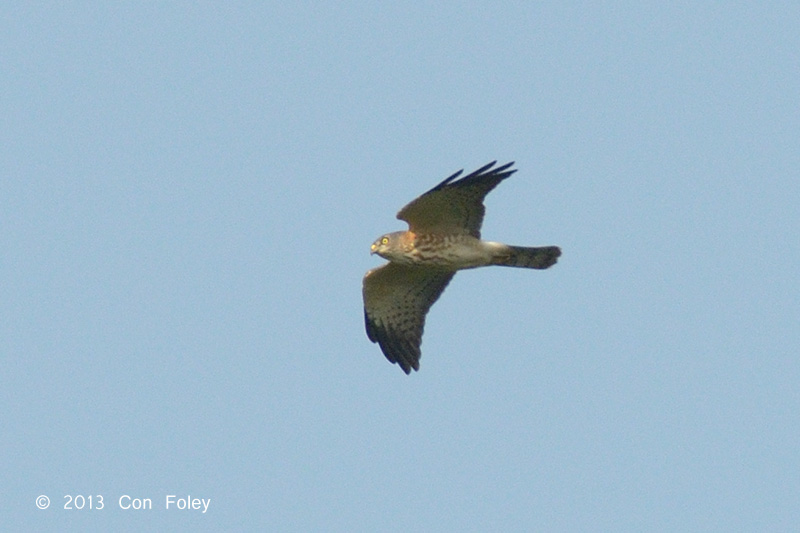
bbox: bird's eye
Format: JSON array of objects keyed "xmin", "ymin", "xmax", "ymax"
[{"xmin": 381, "ymin": 237, "xmax": 389, "ymax": 244}]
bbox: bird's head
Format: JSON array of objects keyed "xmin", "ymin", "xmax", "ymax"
[{"xmin": 370, "ymin": 231, "xmax": 406, "ymax": 260}]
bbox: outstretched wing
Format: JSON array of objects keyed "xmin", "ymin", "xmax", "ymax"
[
  {"xmin": 396, "ymin": 161, "xmax": 516, "ymax": 238},
  {"xmin": 362, "ymin": 262, "xmax": 455, "ymax": 374}
]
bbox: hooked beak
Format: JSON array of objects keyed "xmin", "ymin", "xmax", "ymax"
[{"xmin": 370, "ymin": 244, "xmax": 377, "ymax": 255}]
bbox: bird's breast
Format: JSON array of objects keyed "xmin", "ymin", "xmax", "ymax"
[{"xmin": 409, "ymin": 233, "xmax": 492, "ymax": 269}]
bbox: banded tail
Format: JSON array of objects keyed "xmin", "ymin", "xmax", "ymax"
[{"xmin": 492, "ymin": 244, "xmax": 561, "ymax": 269}]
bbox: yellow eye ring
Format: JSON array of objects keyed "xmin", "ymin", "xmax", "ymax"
[{"xmin": 381, "ymin": 237, "xmax": 389, "ymax": 244}]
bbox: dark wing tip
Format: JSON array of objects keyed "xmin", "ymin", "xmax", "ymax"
[
  {"xmin": 364, "ymin": 314, "xmax": 421, "ymax": 374},
  {"xmin": 428, "ymin": 160, "xmax": 517, "ymax": 193},
  {"xmin": 493, "ymin": 161, "xmax": 515, "ymax": 174},
  {"xmin": 431, "ymin": 168, "xmax": 465, "ymax": 192},
  {"xmin": 398, "ymin": 358, "xmax": 415, "ymax": 374},
  {"xmin": 474, "ymin": 160, "xmax": 498, "ymax": 174},
  {"xmin": 451, "ymin": 160, "xmax": 516, "ymax": 186}
]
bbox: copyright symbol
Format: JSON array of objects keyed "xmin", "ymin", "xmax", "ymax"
[{"xmin": 36, "ymin": 495, "xmax": 50, "ymax": 509}]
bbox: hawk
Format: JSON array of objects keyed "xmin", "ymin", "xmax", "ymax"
[{"xmin": 362, "ymin": 161, "xmax": 561, "ymax": 374}]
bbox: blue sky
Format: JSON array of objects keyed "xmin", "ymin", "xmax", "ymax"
[{"xmin": 3, "ymin": 3, "xmax": 799, "ymax": 531}]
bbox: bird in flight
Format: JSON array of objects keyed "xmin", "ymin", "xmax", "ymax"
[{"xmin": 362, "ymin": 161, "xmax": 561, "ymax": 374}]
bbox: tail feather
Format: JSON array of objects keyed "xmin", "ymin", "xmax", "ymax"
[{"xmin": 492, "ymin": 245, "xmax": 561, "ymax": 269}]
